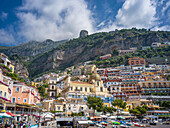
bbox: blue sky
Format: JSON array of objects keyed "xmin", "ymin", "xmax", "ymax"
[{"xmin": 0, "ymin": 0, "xmax": 169, "ymax": 46}]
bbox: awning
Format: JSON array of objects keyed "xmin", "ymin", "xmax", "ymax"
[
  {"xmin": 78, "ymin": 121, "xmax": 88, "ymax": 125},
  {"xmin": 93, "ymin": 116, "xmax": 101, "ymax": 118},
  {"xmin": 6, "ymin": 112, "xmax": 16, "ymax": 116},
  {"xmin": 108, "ymin": 116, "xmax": 117, "ymax": 119},
  {"xmin": 0, "ymin": 113, "xmax": 11, "ymax": 118},
  {"xmin": 100, "ymin": 115, "xmax": 107, "ymax": 118}
]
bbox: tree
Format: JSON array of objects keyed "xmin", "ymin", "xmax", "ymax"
[
  {"xmin": 112, "ymin": 99, "xmax": 127, "ymax": 109},
  {"xmin": 129, "ymin": 106, "xmax": 147, "ymax": 119},
  {"xmin": 112, "ymin": 49, "xmax": 119, "ymax": 56},
  {"xmin": 112, "ymin": 99, "xmax": 127, "ymax": 119},
  {"xmin": 102, "ymin": 106, "xmax": 116, "ymax": 115},
  {"xmin": 129, "ymin": 109, "xmax": 141, "ymax": 117},
  {"xmin": 87, "ymin": 96, "xmax": 103, "ymax": 116},
  {"xmin": 37, "ymin": 86, "xmax": 45, "ymax": 97}
]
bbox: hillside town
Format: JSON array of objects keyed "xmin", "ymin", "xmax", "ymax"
[{"xmin": 0, "ymin": 45, "xmax": 169, "ymax": 128}]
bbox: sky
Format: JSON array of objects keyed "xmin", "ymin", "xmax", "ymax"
[{"xmin": 0, "ymin": 0, "xmax": 169, "ymax": 46}]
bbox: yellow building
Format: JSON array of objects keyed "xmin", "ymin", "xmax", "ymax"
[
  {"xmin": 9, "ymin": 64, "xmax": 15, "ymax": 73},
  {"xmin": 126, "ymin": 99, "xmax": 153, "ymax": 109},
  {"xmin": 138, "ymin": 81, "xmax": 170, "ymax": 95},
  {"xmin": 142, "ymin": 70, "xmax": 163, "ymax": 81},
  {"xmin": 84, "ymin": 64, "xmax": 96, "ymax": 74},
  {"xmin": 42, "ymin": 100, "xmax": 53, "ymax": 111},
  {"xmin": 53, "ymin": 97, "xmax": 66, "ymax": 112},
  {"xmin": 30, "ymin": 82, "xmax": 39, "ymax": 87},
  {"xmin": 62, "ymin": 73, "xmax": 113, "ymax": 116},
  {"xmin": 125, "ymin": 104, "xmax": 133, "ymax": 112}
]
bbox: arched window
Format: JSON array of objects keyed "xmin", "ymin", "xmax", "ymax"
[
  {"xmin": 4, "ymin": 92, "xmax": 6, "ymax": 98},
  {"xmin": 0, "ymin": 91, "xmax": 2, "ymax": 96},
  {"xmin": 52, "ymin": 86, "xmax": 54, "ymax": 90}
]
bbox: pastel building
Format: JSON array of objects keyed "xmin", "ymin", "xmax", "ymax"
[
  {"xmin": 10, "ymin": 81, "xmax": 40, "ymax": 105},
  {"xmin": 0, "ymin": 69, "xmax": 12, "ymax": 110},
  {"xmin": 138, "ymin": 81, "xmax": 170, "ymax": 95},
  {"xmin": 62, "ymin": 73, "xmax": 113, "ymax": 116},
  {"xmin": 0, "ymin": 53, "xmax": 15, "ymax": 73},
  {"xmin": 84, "ymin": 65, "xmax": 96, "ymax": 74},
  {"xmin": 100, "ymin": 54, "xmax": 112, "ymax": 60},
  {"xmin": 72, "ymin": 68, "xmax": 82, "ymax": 76},
  {"xmin": 128, "ymin": 57, "xmax": 145, "ymax": 66}
]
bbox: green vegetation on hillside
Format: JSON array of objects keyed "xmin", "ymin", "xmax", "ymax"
[
  {"xmin": 1, "ymin": 28, "xmax": 169, "ymax": 79},
  {"xmin": 91, "ymin": 46, "xmax": 170, "ymax": 67}
]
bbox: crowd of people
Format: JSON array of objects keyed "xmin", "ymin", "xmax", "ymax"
[{"xmin": 2, "ymin": 121, "xmax": 31, "ymax": 128}]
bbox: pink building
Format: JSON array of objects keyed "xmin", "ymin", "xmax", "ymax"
[
  {"xmin": 100, "ymin": 54, "xmax": 112, "ymax": 60},
  {"xmin": 10, "ymin": 81, "xmax": 40, "ymax": 105}
]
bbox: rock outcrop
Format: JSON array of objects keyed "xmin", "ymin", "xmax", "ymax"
[{"xmin": 79, "ymin": 30, "xmax": 88, "ymax": 37}]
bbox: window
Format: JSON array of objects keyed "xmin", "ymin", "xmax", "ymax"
[
  {"xmin": 71, "ymin": 87, "xmax": 72, "ymax": 90},
  {"xmin": 85, "ymin": 88, "xmax": 87, "ymax": 92},
  {"xmin": 90, "ymin": 88, "xmax": 92, "ymax": 92},
  {"xmin": 52, "ymin": 86, "xmax": 54, "ymax": 89},
  {"xmin": 80, "ymin": 87, "xmax": 82, "ymax": 91},
  {"xmin": 51, "ymin": 93, "xmax": 54, "ymax": 97},
  {"xmin": 76, "ymin": 87, "xmax": 78, "ymax": 90},
  {"xmin": 58, "ymin": 107, "xmax": 60, "ymax": 110},
  {"xmin": 100, "ymin": 87, "xmax": 103, "ymax": 92},
  {"xmin": 12, "ymin": 98, "xmax": 16, "ymax": 103},
  {"xmin": 97, "ymin": 82, "xmax": 100, "ymax": 86},
  {"xmin": 4, "ymin": 92, "xmax": 6, "ymax": 98},
  {"xmin": 81, "ymin": 107, "xmax": 83, "ymax": 110},
  {"xmin": 18, "ymin": 97, "xmax": 20, "ymax": 100},
  {"xmin": 69, "ymin": 107, "xmax": 71, "ymax": 110},
  {"xmin": 10, "ymin": 67, "xmax": 13, "ymax": 71},
  {"xmin": 24, "ymin": 99, "xmax": 27, "ymax": 103},
  {"xmin": 16, "ymin": 87, "xmax": 19, "ymax": 92},
  {"xmin": 0, "ymin": 91, "xmax": 2, "ymax": 96}
]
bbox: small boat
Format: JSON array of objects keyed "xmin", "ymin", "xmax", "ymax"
[
  {"xmin": 120, "ymin": 124, "xmax": 130, "ymax": 128},
  {"xmin": 101, "ymin": 122, "xmax": 107, "ymax": 126},
  {"xmin": 125, "ymin": 123, "xmax": 132, "ymax": 126},
  {"xmin": 149, "ymin": 122, "xmax": 156, "ymax": 125},
  {"xmin": 134, "ymin": 123, "xmax": 144, "ymax": 127}
]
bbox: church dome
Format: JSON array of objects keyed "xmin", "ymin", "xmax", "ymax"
[{"xmin": 89, "ymin": 73, "xmax": 101, "ymax": 81}]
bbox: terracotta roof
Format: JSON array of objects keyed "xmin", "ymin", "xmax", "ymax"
[{"xmin": 71, "ymin": 81, "xmax": 92, "ymax": 85}]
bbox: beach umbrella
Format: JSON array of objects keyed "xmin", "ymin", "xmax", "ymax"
[
  {"xmin": 112, "ymin": 122, "xmax": 120, "ymax": 125},
  {"xmin": 118, "ymin": 116, "xmax": 125, "ymax": 119},
  {"xmin": 0, "ymin": 113, "xmax": 11, "ymax": 118},
  {"xmin": 1, "ymin": 110, "xmax": 6, "ymax": 113}
]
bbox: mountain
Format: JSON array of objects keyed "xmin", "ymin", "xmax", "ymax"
[
  {"xmin": 0, "ymin": 39, "xmax": 67, "ymax": 61},
  {"xmin": 0, "ymin": 28, "xmax": 169, "ymax": 78}
]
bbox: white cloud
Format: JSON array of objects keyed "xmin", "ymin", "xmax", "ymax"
[
  {"xmin": 0, "ymin": 12, "xmax": 8, "ymax": 21},
  {"xmin": 0, "ymin": 29, "xmax": 15, "ymax": 44},
  {"xmin": 153, "ymin": 25, "xmax": 170, "ymax": 31},
  {"xmin": 162, "ymin": 1, "xmax": 170, "ymax": 16},
  {"xmin": 16, "ymin": 0, "xmax": 95, "ymax": 41},
  {"xmin": 100, "ymin": 0, "xmax": 158, "ymax": 31}
]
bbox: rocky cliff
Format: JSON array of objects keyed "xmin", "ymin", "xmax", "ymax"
[
  {"xmin": 0, "ymin": 29, "xmax": 169, "ymax": 78},
  {"xmin": 0, "ymin": 39, "xmax": 67, "ymax": 61}
]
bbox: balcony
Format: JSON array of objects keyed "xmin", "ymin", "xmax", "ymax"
[{"xmin": 6, "ymin": 110, "xmax": 31, "ymax": 115}]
